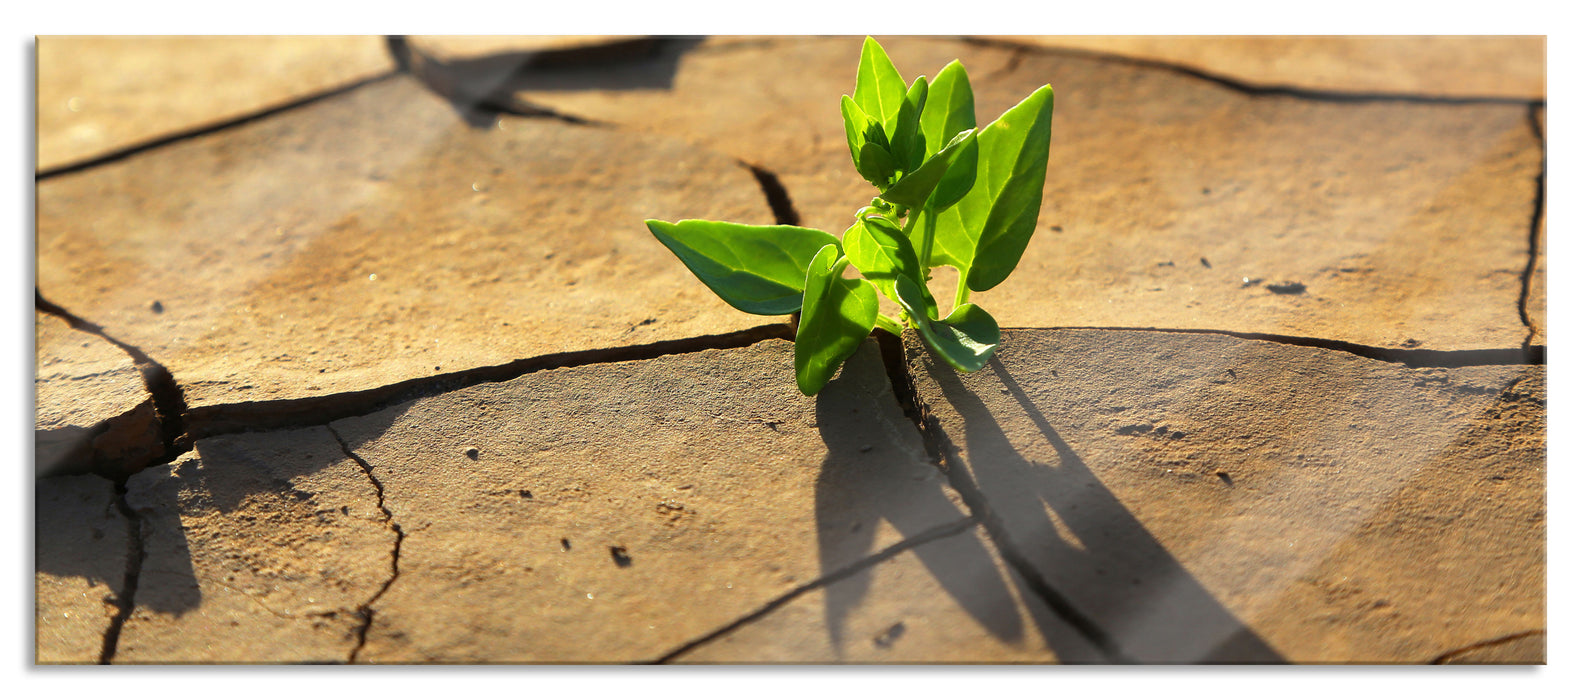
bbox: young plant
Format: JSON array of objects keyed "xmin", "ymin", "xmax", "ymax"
[{"xmin": 646, "ymin": 37, "xmax": 1053, "ymax": 395}]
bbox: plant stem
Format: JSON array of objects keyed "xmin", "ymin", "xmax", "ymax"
[
  {"xmin": 955, "ymin": 272, "xmax": 971, "ymax": 308},
  {"xmin": 874, "ymin": 313, "xmax": 904, "ymax": 336}
]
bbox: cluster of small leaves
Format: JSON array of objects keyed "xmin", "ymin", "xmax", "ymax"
[{"xmin": 647, "ymin": 37, "xmax": 1052, "ymax": 395}]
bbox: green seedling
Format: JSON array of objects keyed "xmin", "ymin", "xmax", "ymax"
[{"xmin": 647, "ymin": 37, "xmax": 1053, "ymax": 395}]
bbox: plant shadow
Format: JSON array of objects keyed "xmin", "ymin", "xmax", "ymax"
[
  {"xmin": 919, "ymin": 354, "xmax": 1286, "ymax": 663},
  {"xmin": 808, "ymin": 344, "xmax": 1102, "ymax": 660}
]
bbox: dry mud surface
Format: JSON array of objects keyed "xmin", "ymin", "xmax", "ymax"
[{"xmin": 35, "ymin": 35, "xmax": 1545, "ymax": 665}]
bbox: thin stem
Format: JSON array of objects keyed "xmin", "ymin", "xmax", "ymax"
[
  {"xmin": 918, "ymin": 206, "xmax": 936, "ymax": 271},
  {"xmin": 874, "ymin": 313, "xmax": 904, "ymax": 336},
  {"xmin": 954, "ymin": 271, "xmax": 971, "ymax": 308}
]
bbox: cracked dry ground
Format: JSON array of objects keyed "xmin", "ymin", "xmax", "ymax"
[{"xmin": 34, "ymin": 35, "xmax": 1545, "ymax": 664}]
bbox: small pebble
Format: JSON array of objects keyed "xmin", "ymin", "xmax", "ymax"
[
  {"xmin": 150, "ymin": 300, "xmax": 164, "ymax": 313},
  {"xmin": 464, "ymin": 447, "xmax": 480, "ymax": 460}
]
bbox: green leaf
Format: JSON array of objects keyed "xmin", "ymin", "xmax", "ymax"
[
  {"xmin": 856, "ymin": 141, "xmax": 898, "ymax": 188},
  {"xmin": 840, "ymin": 95, "xmax": 869, "ymax": 175},
  {"xmin": 930, "ymin": 85, "xmax": 1054, "ymax": 291},
  {"xmin": 841, "ymin": 216, "xmax": 926, "ymax": 305},
  {"xmin": 894, "ymin": 276, "xmax": 1000, "ymax": 372},
  {"xmin": 919, "ymin": 60, "xmax": 976, "ymax": 156},
  {"xmin": 880, "ymin": 127, "xmax": 975, "ymax": 211},
  {"xmin": 853, "ymin": 37, "xmax": 907, "ymax": 135},
  {"xmin": 646, "ymin": 219, "xmax": 841, "ymax": 315},
  {"xmin": 890, "ymin": 77, "xmax": 929, "ymax": 172},
  {"xmin": 795, "ymin": 245, "xmax": 879, "ymax": 396}
]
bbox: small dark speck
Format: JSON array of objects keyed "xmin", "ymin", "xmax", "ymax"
[
  {"xmin": 1170, "ymin": 431, "xmax": 1186, "ymax": 440},
  {"xmin": 1216, "ymin": 471, "xmax": 1233, "ymax": 486},
  {"xmin": 1156, "ymin": 261, "xmax": 1175, "ymax": 267},
  {"xmin": 1265, "ymin": 281, "xmax": 1307, "ymax": 295},
  {"xmin": 434, "ymin": 366, "xmax": 441, "ymax": 371},
  {"xmin": 1401, "ymin": 338, "xmax": 1422, "ymax": 348},
  {"xmin": 637, "ymin": 318, "xmax": 657, "ymax": 327},
  {"xmin": 1049, "ymin": 225, "xmax": 1063, "ymax": 232},
  {"xmin": 340, "ymin": 506, "xmax": 350, "ymax": 515},
  {"xmin": 873, "ymin": 622, "xmax": 906, "ymax": 648},
  {"xmin": 561, "ymin": 538, "xmax": 571, "ymax": 551},
  {"xmin": 1200, "ymin": 257, "xmax": 1212, "ymax": 269},
  {"xmin": 1201, "ymin": 187, "xmax": 1212, "ymax": 195},
  {"xmin": 610, "ymin": 546, "xmax": 632, "ymax": 568},
  {"xmin": 150, "ymin": 300, "xmax": 164, "ymax": 313},
  {"xmin": 518, "ymin": 489, "xmax": 533, "ymax": 498},
  {"xmin": 464, "ymin": 447, "xmax": 480, "ymax": 460}
]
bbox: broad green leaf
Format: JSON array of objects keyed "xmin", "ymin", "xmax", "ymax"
[
  {"xmin": 841, "ymin": 216, "xmax": 926, "ymax": 305},
  {"xmin": 646, "ymin": 219, "xmax": 841, "ymax": 315},
  {"xmin": 931, "ymin": 85, "xmax": 1054, "ymax": 291},
  {"xmin": 856, "ymin": 141, "xmax": 898, "ymax": 188},
  {"xmin": 890, "ymin": 77, "xmax": 929, "ymax": 172},
  {"xmin": 918, "ymin": 61, "xmax": 979, "ymax": 214},
  {"xmin": 854, "ymin": 37, "xmax": 907, "ymax": 131},
  {"xmin": 795, "ymin": 245, "xmax": 879, "ymax": 396},
  {"xmin": 919, "ymin": 61, "xmax": 975, "ymax": 155},
  {"xmin": 880, "ymin": 127, "xmax": 975, "ymax": 211},
  {"xmin": 894, "ymin": 276, "xmax": 1001, "ymax": 372}
]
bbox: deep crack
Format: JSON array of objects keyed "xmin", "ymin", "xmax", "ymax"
[
  {"xmin": 741, "ymin": 162, "xmax": 802, "ymax": 226},
  {"xmin": 37, "ymin": 289, "xmax": 193, "ymax": 479},
  {"xmin": 651, "ymin": 516, "xmax": 976, "ymax": 663},
  {"xmin": 1518, "ymin": 102, "xmax": 1546, "ymax": 351},
  {"xmin": 186, "ymin": 322, "xmax": 795, "ymax": 443},
  {"xmin": 959, "ymin": 36, "xmax": 1541, "ymax": 106},
  {"xmin": 327, "ymin": 425, "xmax": 404, "ymax": 664},
  {"xmin": 96, "ymin": 482, "xmax": 145, "ymax": 664},
  {"xmin": 1047, "ymin": 325, "xmax": 1543, "ymax": 368},
  {"xmin": 874, "ymin": 333, "xmax": 1130, "ymax": 663}
]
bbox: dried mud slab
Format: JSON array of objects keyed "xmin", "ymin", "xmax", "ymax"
[
  {"xmin": 986, "ymin": 36, "xmax": 1545, "ymax": 100},
  {"xmin": 1437, "ymin": 631, "xmax": 1545, "ymax": 664},
  {"xmin": 674, "ymin": 525, "xmax": 1098, "ymax": 663},
  {"xmin": 114, "ymin": 428, "xmax": 395, "ymax": 663},
  {"xmin": 35, "ymin": 475, "xmax": 132, "ymax": 664},
  {"xmin": 512, "ymin": 36, "xmax": 1539, "ymax": 350},
  {"xmin": 37, "ymin": 36, "xmax": 395, "ymax": 172},
  {"xmin": 328, "ymin": 340, "xmax": 970, "ymax": 663},
  {"xmin": 34, "ymin": 310, "xmax": 161, "ymax": 477},
  {"xmin": 906, "ymin": 329, "xmax": 1544, "ymax": 663},
  {"xmin": 37, "ymin": 76, "xmax": 775, "ymax": 427}
]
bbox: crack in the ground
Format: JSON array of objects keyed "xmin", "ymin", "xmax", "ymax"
[
  {"xmin": 650, "ymin": 516, "xmax": 977, "ymax": 663},
  {"xmin": 35, "ymin": 71, "xmax": 403, "ymax": 181},
  {"xmin": 326, "ymin": 425, "xmax": 404, "ymax": 665},
  {"xmin": 96, "ymin": 482, "xmax": 145, "ymax": 664},
  {"xmin": 1428, "ymin": 628, "xmax": 1545, "ymax": 664},
  {"xmin": 186, "ymin": 322, "xmax": 795, "ymax": 443},
  {"xmin": 740, "ymin": 161, "xmax": 802, "ymax": 226},
  {"xmin": 1518, "ymin": 102, "xmax": 1546, "ymax": 351},
  {"xmin": 1047, "ymin": 325, "xmax": 1544, "ymax": 368},
  {"xmin": 874, "ymin": 333, "xmax": 1130, "ymax": 664},
  {"xmin": 959, "ymin": 36, "xmax": 1542, "ymax": 106},
  {"xmin": 36, "ymin": 289, "xmax": 193, "ymax": 480}
]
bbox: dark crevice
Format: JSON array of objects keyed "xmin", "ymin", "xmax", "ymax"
[
  {"xmin": 35, "ymin": 71, "xmax": 403, "ymax": 181},
  {"xmin": 1518, "ymin": 102, "xmax": 1546, "ymax": 351},
  {"xmin": 1429, "ymin": 629, "xmax": 1545, "ymax": 664},
  {"xmin": 96, "ymin": 482, "xmax": 145, "ymax": 664},
  {"xmin": 874, "ymin": 333, "xmax": 1131, "ymax": 663},
  {"xmin": 327, "ymin": 425, "xmax": 404, "ymax": 665},
  {"xmin": 959, "ymin": 36, "xmax": 1542, "ymax": 107},
  {"xmin": 36, "ymin": 289, "xmax": 192, "ymax": 480},
  {"xmin": 387, "ymin": 34, "xmax": 619, "ymax": 128},
  {"xmin": 741, "ymin": 162, "xmax": 802, "ymax": 226},
  {"xmin": 651, "ymin": 516, "xmax": 976, "ymax": 663},
  {"xmin": 185, "ymin": 321, "xmax": 796, "ymax": 443},
  {"xmin": 1045, "ymin": 325, "xmax": 1544, "ymax": 368}
]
